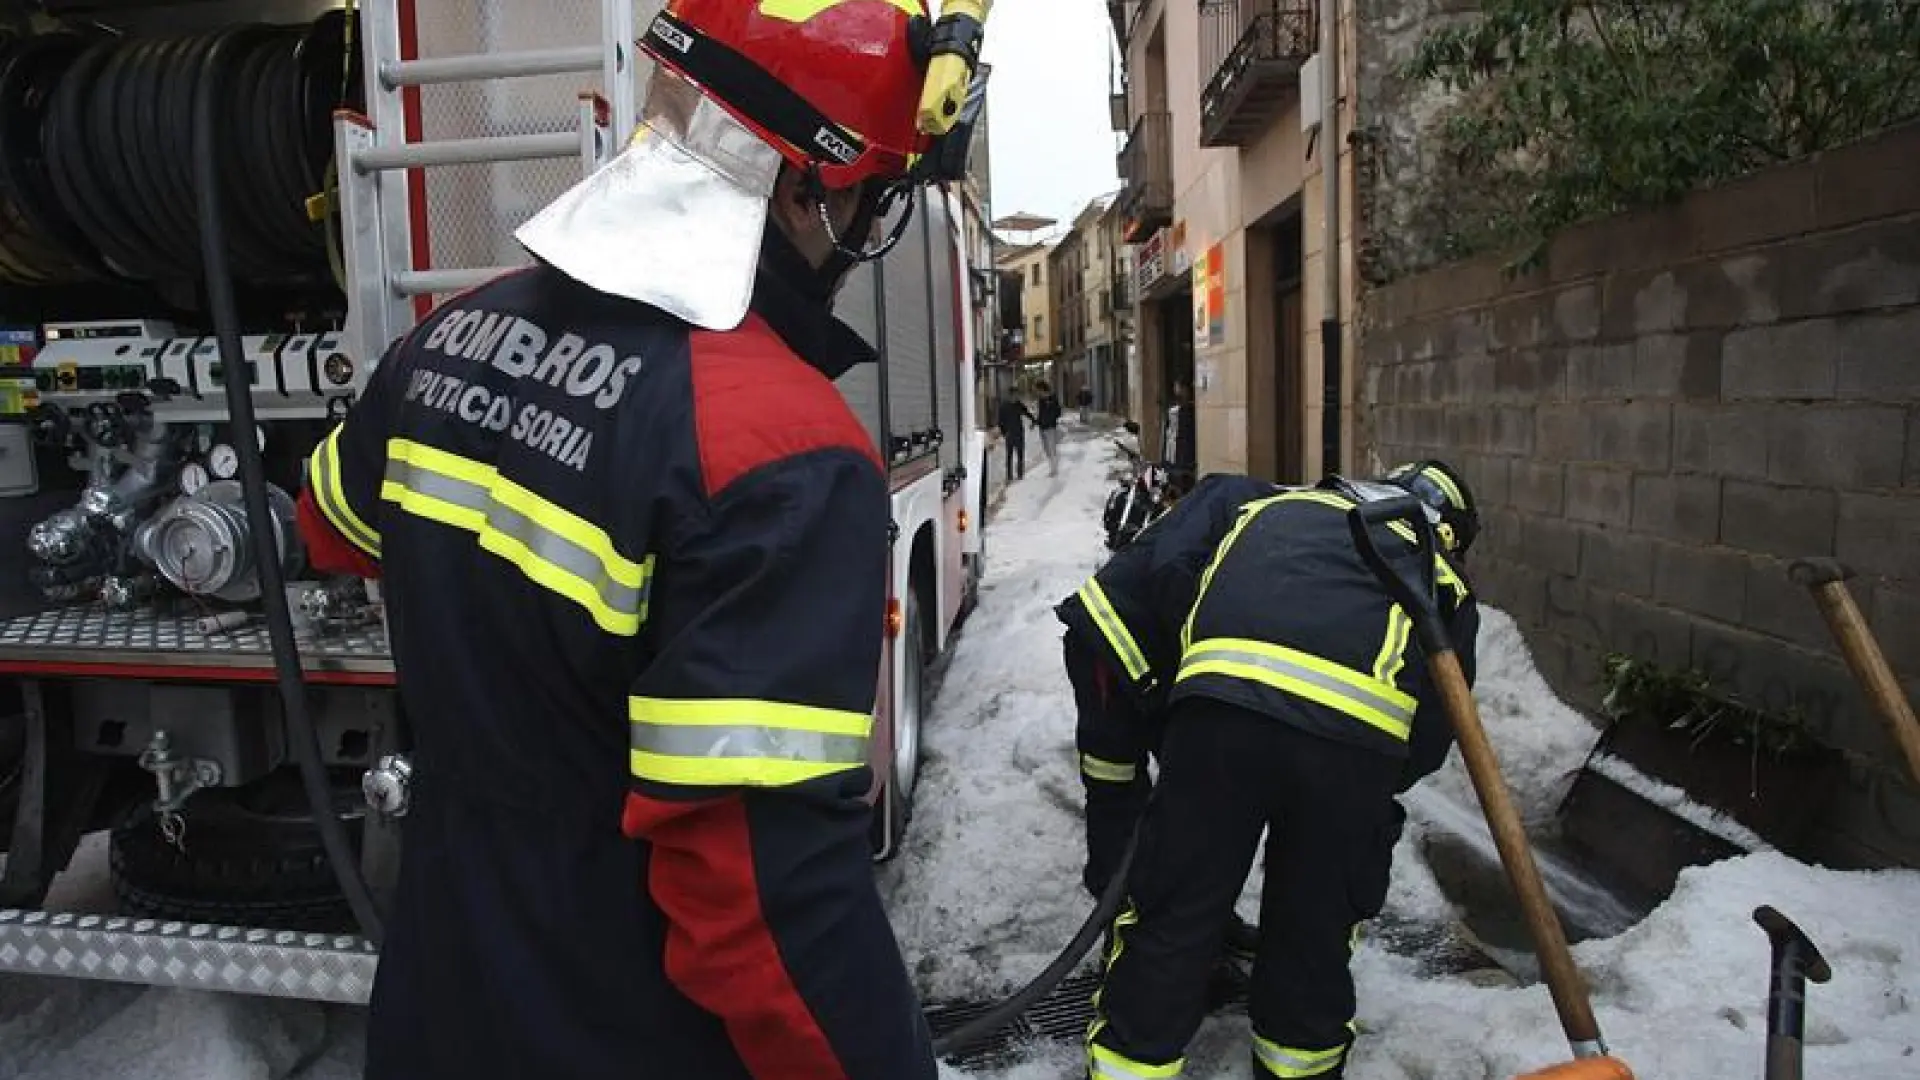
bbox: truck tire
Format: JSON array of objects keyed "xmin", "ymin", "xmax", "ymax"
[
  {"xmin": 0, "ymin": 712, "xmax": 20, "ymax": 853},
  {"xmin": 109, "ymin": 768, "xmax": 365, "ymax": 931},
  {"xmin": 871, "ymin": 589, "xmax": 928, "ymax": 861}
]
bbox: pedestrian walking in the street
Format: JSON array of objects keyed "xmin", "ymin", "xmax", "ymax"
[
  {"xmin": 1086, "ymin": 461, "xmax": 1484, "ymax": 1080},
  {"xmin": 997, "ymin": 392, "xmax": 1036, "ymax": 482},
  {"xmin": 1078, "ymin": 385, "xmax": 1094, "ymax": 424},
  {"xmin": 1036, "ymin": 379, "xmax": 1063, "ymax": 476},
  {"xmin": 295, "ymin": 2, "xmax": 981, "ymax": 1076}
]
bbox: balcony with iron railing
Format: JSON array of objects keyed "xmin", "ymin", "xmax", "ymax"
[
  {"xmin": 1115, "ymin": 111, "xmax": 1173, "ymax": 244},
  {"xmin": 1199, "ymin": 0, "xmax": 1316, "ymax": 148}
]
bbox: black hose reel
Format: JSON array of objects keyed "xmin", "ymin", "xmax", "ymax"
[{"xmin": 0, "ymin": 11, "xmax": 362, "ymax": 299}]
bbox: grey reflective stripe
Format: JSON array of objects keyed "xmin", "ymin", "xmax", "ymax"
[
  {"xmin": 1180, "ymin": 644, "xmax": 1414, "ymax": 737},
  {"xmin": 384, "ymin": 457, "xmax": 647, "ymax": 622},
  {"xmin": 312, "ymin": 437, "xmax": 379, "ymax": 553},
  {"xmin": 632, "ymin": 722, "xmax": 870, "ymax": 765}
]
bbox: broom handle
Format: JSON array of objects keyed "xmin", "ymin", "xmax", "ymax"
[
  {"xmin": 1789, "ymin": 559, "xmax": 1920, "ymax": 786},
  {"xmin": 1430, "ymin": 650, "xmax": 1604, "ymax": 1052},
  {"xmin": 1347, "ymin": 498, "xmax": 1606, "ymax": 1057}
]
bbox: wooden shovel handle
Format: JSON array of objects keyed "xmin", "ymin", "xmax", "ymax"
[
  {"xmin": 1431, "ymin": 650, "xmax": 1605, "ymax": 1051},
  {"xmin": 1789, "ymin": 560, "xmax": 1920, "ymax": 787}
]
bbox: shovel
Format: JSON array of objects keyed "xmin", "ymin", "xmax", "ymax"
[
  {"xmin": 1787, "ymin": 557, "xmax": 1920, "ymax": 786},
  {"xmin": 1346, "ymin": 497, "xmax": 1635, "ymax": 1080},
  {"xmin": 1753, "ymin": 905, "xmax": 1832, "ymax": 1080}
]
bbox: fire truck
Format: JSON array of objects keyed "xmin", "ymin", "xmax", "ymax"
[{"xmin": 0, "ymin": 0, "xmax": 989, "ymax": 1002}]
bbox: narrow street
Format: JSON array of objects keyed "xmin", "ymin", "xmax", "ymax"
[{"xmin": 2, "ymin": 424, "xmax": 1917, "ymax": 1079}]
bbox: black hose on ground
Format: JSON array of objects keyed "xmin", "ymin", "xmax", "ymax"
[
  {"xmin": 931, "ymin": 827, "xmax": 1138, "ymax": 1059},
  {"xmin": 192, "ymin": 27, "xmax": 384, "ymax": 945}
]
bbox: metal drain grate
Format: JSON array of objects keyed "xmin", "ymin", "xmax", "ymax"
[{"xmin": 927, "ymin": 968, "xmax": 1252, "ymax": 1071}]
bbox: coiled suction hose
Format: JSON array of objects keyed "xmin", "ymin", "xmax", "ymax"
[
  {"xmin": 194, "ymin": 28, "xmax": 384, "ymax": 944},
  {"xmin": 931, "ymin": 828, "xmax": 1137, "ymax": 1058}
]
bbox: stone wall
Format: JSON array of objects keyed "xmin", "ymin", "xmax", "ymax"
[
  {"xmin": 1360, "ymin": 121, "xmax": 1920, "ymax": 867},
  {"xmin": 1353, "ymin": 0, "xmax": 1481, "ymax": 286}
]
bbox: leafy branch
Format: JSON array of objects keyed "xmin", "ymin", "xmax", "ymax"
[
  {"xmin": 1599, "ymin": 653, "xmax": 1823, "ymax": 758},
  {"xmin": 1399, "ymin": 0, "xmax": 1920, "ymax": 274}
]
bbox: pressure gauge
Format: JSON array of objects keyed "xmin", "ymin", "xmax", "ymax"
[
  {"xmin": 208, "ymin": 443, "xmax": 240, "ymax": 480},
  {"xmin": 179, "ymin": 462, "xmax": 210, "ymax": 495}
]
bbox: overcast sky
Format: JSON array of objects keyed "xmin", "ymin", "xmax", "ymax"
[{"xmin": 978, "ymin": 0, "xmax": 1121, "ymax": 232}]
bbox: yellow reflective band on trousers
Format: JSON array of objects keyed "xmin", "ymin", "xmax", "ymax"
[
  {"xmin": 307, "ymin": 427, "xmax": 381, "ymax": 557},
  {"xmin": 1252, "ymin": 1036, "xmax": 1347, "ymax": 1078},
  {"xmin": 1078, "ymin": 579, "xmax": 1151, "ymax": 682},
  {"xmin": 1090, "ymin": 1043, "xmax": 1185, "ymax": 1080},
  {"xmin": 628, "ymin": 696, "xmax": 873, "ymax": 788},
  {"xmin": 1179, "ymin": 637, "xmax": 1418, "ymax": 742},
  {"xmin": 378, "ymin": 439, "xmax": 652, "ymax": 636},
  {"xmin": 1080, "ymin": 753, "xmax": 1138, "ymax": 784}
]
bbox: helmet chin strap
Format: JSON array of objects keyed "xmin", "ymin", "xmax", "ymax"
[{"xmin": 766, "ymin": 167, "xmax": 907, "ymax": 307}]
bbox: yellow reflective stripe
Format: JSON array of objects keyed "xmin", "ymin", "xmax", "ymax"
[
  {"xmin": 1373, "ymin": 605, "xmax": 1414, "ymax": 685},
  {"xmin": 1090, "ymin": 1043, "xmax": 1185, "ymax": 1080},
  {"xmin": 1436, "ymin": 556, "xmax": 1470, "ymax": 604},
  {"xmin": 1078, "ymin": 578, "xmax": 1150, "ymax": 682},
  {"xmin": 627, "ymin": 696, "xmax": 872, "ymax": 789},
  {"xmin": 1080, "ymin": 753, "xmax": 1137, "ymax": 784},
  {"xmin": 1252, "ymin": 1036, "xmax": 1346, "ymax": 1078},
  {"xmin": 1420, "ymin": 465, "xmax": 1468, "ymax": 509},
  {"xmin": 378, "ymin": 439, "xmax": 652, "ymax": 636},
  {"xmin": 1180, "ymin": 493, "xmax": 1289, "ymax": 653},
  {"xmin": 308, "ymin": 427, "xmax": 381, "ymax": 557},
  {"xmin": 757, "ymin": 0, "xmax": 920, "ymax": 24},
  {"xmin": 1179, "ymin": 637, "xmax": 1418, "ymax": 742},
  {"xmin": 1088, "ymin": 902, "xmax": 1140, "ymax": 1046}
]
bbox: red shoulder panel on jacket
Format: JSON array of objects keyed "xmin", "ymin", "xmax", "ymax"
[{"xmin": 689, "ymin": 313, "xmax": 883, "ymax": 498}]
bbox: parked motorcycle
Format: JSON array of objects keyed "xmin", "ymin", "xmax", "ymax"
[{"xmin": 1102, "ymin": 421, "xmax": 1191, "ymax": 551}]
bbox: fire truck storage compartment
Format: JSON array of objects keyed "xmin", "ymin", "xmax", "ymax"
[
  {"xmin": 886, "ymin": 191, "xmax": 940, "ymax": 464},
  {"xmin": 832, "ymin": 189, "xmax": 955, "ymax": 470},
  {"xmin": 926, "ymin": 193, "xmax": 965, "ymax": 477}
]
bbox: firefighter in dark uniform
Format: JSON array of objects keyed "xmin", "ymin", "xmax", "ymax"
[
  {"xmin": 1055, "ymin": 473, "xmax": 1281, "ymax": 945},
  {"xmin": 1086, "ymin": 460, "xmax": 1483, "ymax": 1080},
  {"xmin": 293, "ymin": 3, "xmax": 991, "ymax": 1077}
]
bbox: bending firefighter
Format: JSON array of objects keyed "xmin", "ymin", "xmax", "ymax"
[
  {"xmin": 1085, "ymin": 461, "xmax": 1484, "ymax": 1080},
  {"xmin": 1054, "ymin": 472, "xmax": 1283, "ymax": 960},
  {"xmin": 295, "ymin": 1, "xmax": 991, "ymax": 1077}
]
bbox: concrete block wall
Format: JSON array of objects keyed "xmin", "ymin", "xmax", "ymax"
[{"xmin": 1360, "ymin": 121, "xmax": 1920, "ymax": 868}]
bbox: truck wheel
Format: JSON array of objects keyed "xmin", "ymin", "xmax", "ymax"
[
  {"xmin": 871, "ymin": 589, "xmax": 928, "ymax": 862},
  {"xmin": 0, "ymin": 711, "xmax": 20, "ymax": 854},
  {"xmin": 109, "ymin": 768, "xmax": 366, "ymax": 931}
]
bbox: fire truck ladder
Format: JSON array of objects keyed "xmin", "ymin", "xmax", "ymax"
[
  {"xmin": 0, "ymin": 0, "xmax": 635, "ymax": 1004},
  {"xmin": 333, "ymin": 0, "xmax": 635, "ymax": 369}
]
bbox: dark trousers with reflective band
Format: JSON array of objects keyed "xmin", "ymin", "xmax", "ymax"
[
  {"xmin": 1090, "ymin": 697, "xmax": 1402, "ymax": 1079},
  {"xmin": 1064, "ymin": 629, "xmax": 1153, "ymax": 899}
]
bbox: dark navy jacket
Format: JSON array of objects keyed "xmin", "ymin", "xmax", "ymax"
[
  {"xmin": 298, "ymin": 263, "xmax": 934, "ymax": 1080},
  {"xmin": 1056, "ymin": 472, "xmax": 1284, "ymax": 704},
  {"xmin": 1172, "ymin": 485, "xmax": 1480, "ymax": 791}
]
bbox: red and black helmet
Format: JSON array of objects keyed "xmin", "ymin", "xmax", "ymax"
[{"xmin": 640, "ymin": 0, "xmax": 934, "ymax": 191}]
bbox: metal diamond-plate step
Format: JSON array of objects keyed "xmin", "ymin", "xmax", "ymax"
[
  {"xmin": 0, "ymin": 908, "xmax": 378, "ymax": 1003},
  {"xmin": 0, "ymin": 605, "xmax": 392, "ymax": 673}
]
